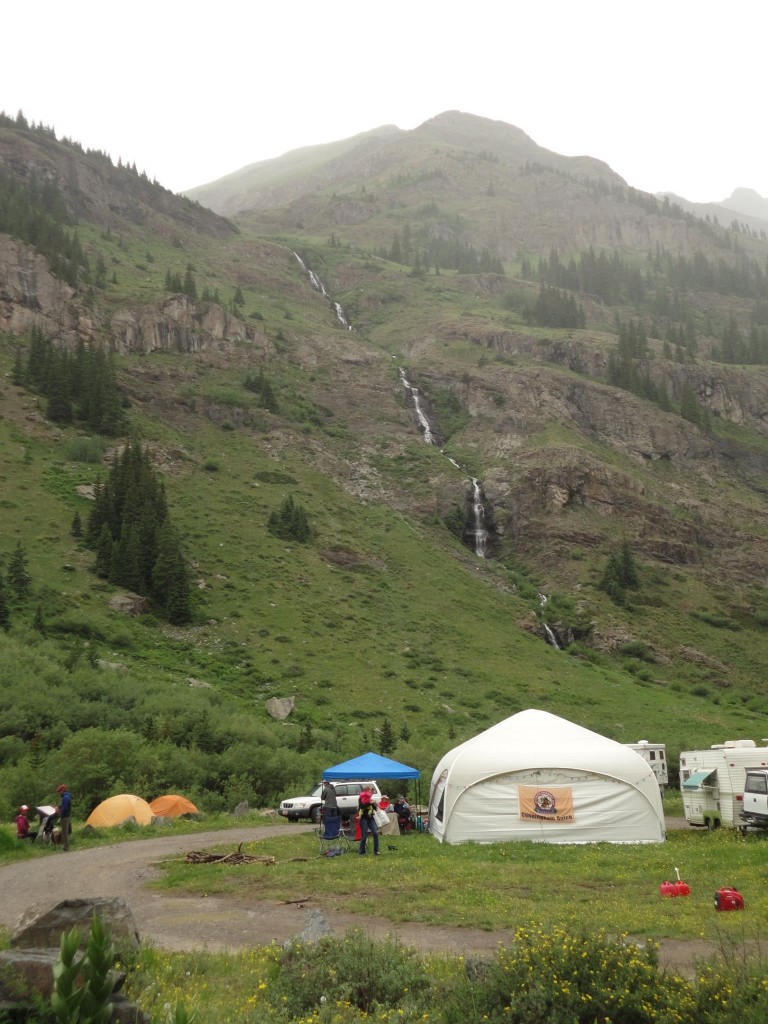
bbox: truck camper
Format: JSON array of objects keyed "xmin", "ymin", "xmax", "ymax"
[
  {"xmin": 680, "ymin": 739, "xmax": 768, "ymax": 830},
  {"xmin": 624, "ymin": 740, "xmax": 668, "ymax": 789}
]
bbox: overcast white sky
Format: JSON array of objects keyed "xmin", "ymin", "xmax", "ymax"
[{"xmin": 3, "ymin": 0, "xmax": 766, "ymax": 202}]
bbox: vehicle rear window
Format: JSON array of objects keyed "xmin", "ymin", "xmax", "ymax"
[{"xmin": 745, "ymin": 774, "xmax": 768, "ymax": 794}]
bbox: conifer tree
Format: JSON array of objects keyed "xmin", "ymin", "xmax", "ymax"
[
  {"xmin": 95, "ymin": 524, "xmax": 114, "ymax": 578},
  {"xmin": 297, "ymin": 722, "xmax": 314, "ymax": 753},
  {"xmin": 71, "ymin": 511, "xmax": 83, "ymax": 538},
  {"xmin": 0, "ymin": 587, "xmax": 9, "ymax": 630},
  {"xmin": 165, "ymin": 559, "xmax": 192, "ymax": 625},
  {"xmin": 11, "ymin": 347, "xmax": 24, "ymax": 386},
  {"xmin": 32, "ymin": 604, "xmax": 45, "ymax": 633},
  {"xmin": 379, "ymin": 717, "xmax": 395, "ymax": 755},
  {"xmin": 6, "ymin": 541, "xmax": 31, "ymax": 600}
]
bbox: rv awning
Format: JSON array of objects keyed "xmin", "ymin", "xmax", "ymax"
[{"xmin": 683, "ymin": 769, "xmax": 717, "ymax": 790}]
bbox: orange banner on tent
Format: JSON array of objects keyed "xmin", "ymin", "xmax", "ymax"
[{"xmin": 518, "ymin": 785, "xmax": 575, "ymax": 823}]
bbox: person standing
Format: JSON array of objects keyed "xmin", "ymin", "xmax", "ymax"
[
  {"xmin": 321, "ymin": 781, "xmax": 339, "ymax": 820},
  {"xmin": 357, "ymin": 785, "xmax": 380, "ymax": 856},
  {"xmin": 56, "ymin": 784, "xmax": 72, "ymax": 850}
]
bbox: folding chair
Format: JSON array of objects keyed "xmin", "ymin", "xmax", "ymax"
[{"xmin": 317, "ymin": 809, "xmax": 351, "ymax": 856}]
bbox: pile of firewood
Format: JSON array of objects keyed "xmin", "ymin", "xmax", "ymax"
[{"xmin": 184, "ymin": 842, "xmax": 276, "ymax": 865}]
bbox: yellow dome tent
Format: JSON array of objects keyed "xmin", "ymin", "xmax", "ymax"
[
  {"xmin": 149, "ymin": 794, "xmax": 199, "ymax": 818},
  {"xmin": 85, "ymin": 794, "xmax": 153, "ymax": 828}
]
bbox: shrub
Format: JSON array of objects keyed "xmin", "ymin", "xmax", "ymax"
[
  {"xmin": 443, "ymin": 925, "xmax": 692, "ymax": 1024},
  {"xmin": 64, "ymin": 436, "xmax": 109, "ymax": 464},
  {"xmin": 264, "ymin": 930, "xmax": 432, "ymax": 1016}
]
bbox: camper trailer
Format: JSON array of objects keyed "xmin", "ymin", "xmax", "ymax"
[
  {"xmin": 624, "ymin": 741, "xmax": 668, "ymax": 789},
  {"xmin": 680, "ymin": 739, "xmax": 768, "ymax": 830}
]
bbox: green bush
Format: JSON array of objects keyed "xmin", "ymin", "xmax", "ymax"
[
  {"xmin": 264, "ymin": 930, "xmax": 431, "ymax": 1016},
  {"xmin": 443, "ymin": 925, "xmax": 692, "ymax": 1024},
  {"xmin": 64, "ymin": 436, "xmax": 109, "ymax": 464}
]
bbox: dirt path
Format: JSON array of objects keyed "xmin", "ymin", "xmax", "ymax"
[{"xmin": 0, "ymin": 822, "xmax": 716, "ymax": 972}]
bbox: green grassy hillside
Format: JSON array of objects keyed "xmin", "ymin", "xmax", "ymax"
[{"xmin": 2, "ymin": 113, "xmax": 768, "ymax": 824}]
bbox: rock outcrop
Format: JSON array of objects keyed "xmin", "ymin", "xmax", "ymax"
[{"xmin": 0, "ymin": 897, "xmax": 147, "ymax": 1023}]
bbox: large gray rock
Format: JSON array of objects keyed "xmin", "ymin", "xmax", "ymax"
[
  {"xmin": 286, "ymin": 909, "xmax": 334, "ymax": 949},
  {"xmin": 0, "ymin": 948, "xmax": 125, "ymax": 1000},
  {"xmin": 12, "ymin": 898, "xmax": 140, "ymax": 953},
  {"xmin": 266, "ymin": 696, "xmax": 295, "ymax": 720}
]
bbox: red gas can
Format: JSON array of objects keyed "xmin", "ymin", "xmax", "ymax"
[
  {"xmin": 714, "ymin": 887, "xmax": 744, "ymax": 911},
  {"xmin": 660, "ymin": 879, "xmax": 691, "ymax": 897}
]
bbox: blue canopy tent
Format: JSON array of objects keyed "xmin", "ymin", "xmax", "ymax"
[{"xmin": 322, "ymin": 752, "xmax": 422, "ymax": 813}]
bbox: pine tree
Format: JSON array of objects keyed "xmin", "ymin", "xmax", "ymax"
[
  {"xmin": 95, "ymin": 523, "xmax": 113, "ymax": 577},
  {"xmin": 618, "ymin": 540, "xmax": 639, "ymax": 589},
  {"xmin": 32, "ymin": 604, "xmax": 45, "ymax": 633},
  {"xmin": 6, "ymin": 542, "xmax": 31, "ymax": 600},
  {"xmin": 165, "ymin": 560, "xmax": 192, "ymax": 625},
  {"xmin": 297, "ymin": 722, "xmax": 314, "ymax": 753},
  {"xmin": 0, "ymin": 587, "xmax": 10, "ymax": 630},
  {"xmin": 11, "ymin": 347, "xmax": 24, "ymax": 386},
  {"xmin": 379, "ymin": 717, "xmax": 395, "ymax": 755},
  {"xmin": 183, "ymin": 264, "xmax": 197, "ymax": 299},
  {"xmin": 71, "ymin": 511, "xmax": 83, "ymax": 538}
]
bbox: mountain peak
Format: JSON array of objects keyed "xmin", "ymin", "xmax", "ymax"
[{"xmin": 719, "ymin": 187, "xmax": 768, "ymax": 223}]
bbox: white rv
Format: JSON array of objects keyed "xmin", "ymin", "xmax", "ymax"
[
  {"xmin": 624, "ymin": 741, "xmax": 668, "ymax": 789},
  {"xmin": 680, "ymin": 739, "xmax": 768, "ymax": 830}
]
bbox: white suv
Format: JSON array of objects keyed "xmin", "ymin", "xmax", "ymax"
[{"xmin": 279, "ymin": 780, "xmax": 382, "ymax": 823}]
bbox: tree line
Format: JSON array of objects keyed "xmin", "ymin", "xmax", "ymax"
[
  {"xmin": 379, "ymin": 223, "xmax": 504, "ymax": 275},
  {"xmin": 86, "ymin": 441, "xmax": 193, "ymax": 625},
  {"xmin": 15, "ymin": 329, "xmax": 126, "ymax": 435},
  {"xmin": 0, "ymin": 168, "xmax": 93, "ymax": 287}
]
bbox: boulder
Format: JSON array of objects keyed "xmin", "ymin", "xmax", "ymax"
[
  {"xmin": 233, "ymin": 801, "xmax": 249, "ymax": 816},
  {"xmin": 12, "ymin": 898, "xmax": 140, "ymax": 953},
  {"xmin": 107, "ymin": 593, "xmax": 148, "ymax": 616},
  {"xmin": 266, "ymin": 696, "xmax": 295, "ymax": 720},
  {"xmin": 0, "ymin": 948, "xmax": 125, "ymax": 1000}
]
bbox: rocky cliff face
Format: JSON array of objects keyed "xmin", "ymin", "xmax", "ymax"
[
  {"xmin": 0, "ymin": 235, "xmax": 89, "ymax": 340},
  {"xmin": 0, "ymin": 234, "xmax": 261, "ymax": 357},
  {"xmin": 110, "ymin": 295, "xmax": 264, "ymax": 355}
]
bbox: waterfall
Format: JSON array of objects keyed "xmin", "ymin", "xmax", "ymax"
[
  {"xmin": 333, "ymin": 301, "xmax": 352, "ymax": 330},
  {"xmin": 470, "ymin": 478, "xmax": 488, "ymax": 559},
  {"xmin": 399, "ymin": 367, "xmax": 496, "ymax": 559},
  {"xmin": 539, "ymin": 593, "xmax": 561, "ymax": 649},
  {"xmin": 293, "ymin": 251, "xmax": 351, "ymax": 326},
  {"xmin": 309, "ymin": 270, "xmax": 328, "ymax": 296},
  {"xmin": 398, "ymin": 367, "xmax": 435, "ymax": 445}
]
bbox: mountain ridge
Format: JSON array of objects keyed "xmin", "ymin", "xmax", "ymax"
[{"xmin": 1, "ymin": 110, "xmax": 768, "ymax": 814}]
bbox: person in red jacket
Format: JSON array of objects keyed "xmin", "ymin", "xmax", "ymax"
[
  {"xmin": 16, "ymin": 805, "xmax": 37, "ymax": 842},
  {"xmin": 357, "ymin": 786, "xmax": 380, "ymax": 856}
]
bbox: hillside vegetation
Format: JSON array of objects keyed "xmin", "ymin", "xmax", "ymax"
[{"xmin": 1, "ymin": 110, "xmax": 768, "ymax": 820}]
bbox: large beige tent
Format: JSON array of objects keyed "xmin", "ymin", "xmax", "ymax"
[
  {"xmin": 85, "ymin": 794, "xmax": 153, "ymax": 828},
  {"xmin": 429, "ymin": 709, "xmax": 665, "ymax": 845},
  {"xmin": 149, "ymin": 794, "xmax": 199, "ymax": 818}
]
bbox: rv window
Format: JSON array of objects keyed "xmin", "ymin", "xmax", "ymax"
[
  {"xmin": 650, "ymin": 751, "xmax": 656, "ymax": 760},
  {"xmin": 745, "ymin": 774, "xmax": 768, "ymax": 795}
]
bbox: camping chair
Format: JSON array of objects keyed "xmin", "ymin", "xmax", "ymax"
[
  {"xmin": 317, "ymin": 809, "xmax": 351, "ymax": 856},
  {"xmin": 35, "ymin": 806, "xmax": 57, "ymax": 846}
]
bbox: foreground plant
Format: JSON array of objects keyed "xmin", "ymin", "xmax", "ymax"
[{"xmin": 51, "ymin": 915, "xmax": 114, "ymax": 1024}]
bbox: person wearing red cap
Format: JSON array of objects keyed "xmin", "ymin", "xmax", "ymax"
[
  {"xmin": 16, "ymin": 805, "xmax": 37, "ymax": 842},
  {"xmin": 56, "ymin": 785, "xmax": 72, "ymax": 850}
]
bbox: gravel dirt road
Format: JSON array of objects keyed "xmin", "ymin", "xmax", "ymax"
[{"xmin": 0, "ymin": 820, "xmax": 716, "ymax": 972}]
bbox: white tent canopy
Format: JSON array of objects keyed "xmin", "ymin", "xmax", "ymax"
[{"xmin": 429, "ymin": 709, "xmax": 665, "ymax": 845}]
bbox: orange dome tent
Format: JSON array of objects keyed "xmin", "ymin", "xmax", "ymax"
[
  {"xmin": 149, "ymin": 794, "xmax": 199, "ymax": 818},
  {"xmin": 85, "ymin": 794, "xmax": 153, "ymax": 828}
]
